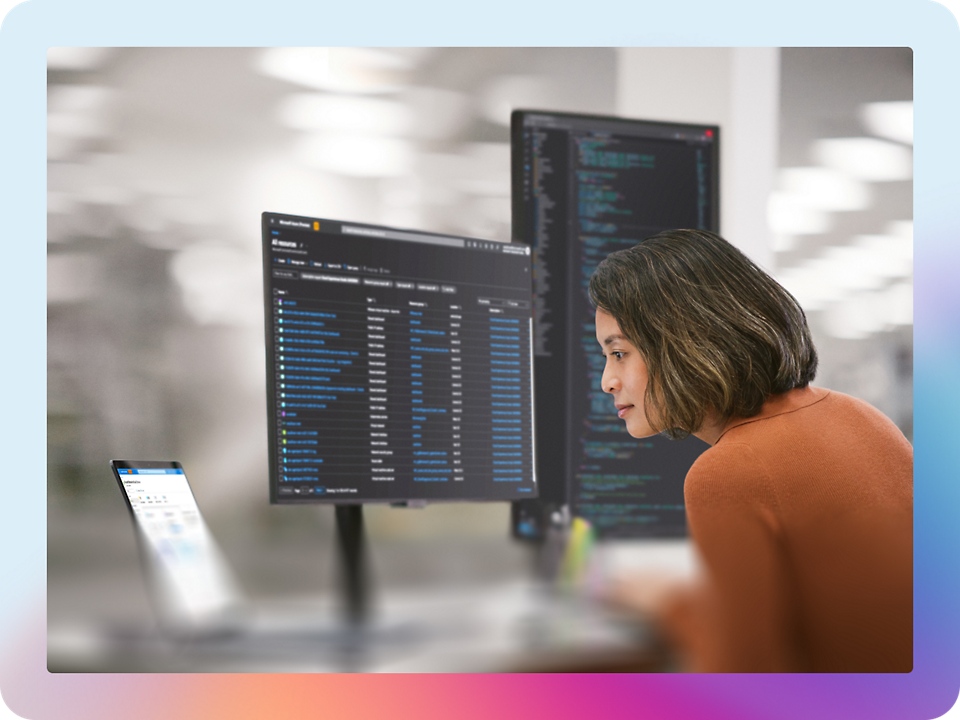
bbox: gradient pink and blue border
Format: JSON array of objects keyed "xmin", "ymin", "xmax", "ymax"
[{"xmin": 3, "ymin": 1, "xmax": 958, "ymax": 718}]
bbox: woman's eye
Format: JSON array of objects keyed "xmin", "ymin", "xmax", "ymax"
[{"xmin": 612, "ymin": 351, "xmax": 624, "ymax": 360}]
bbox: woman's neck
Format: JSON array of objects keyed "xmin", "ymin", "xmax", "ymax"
[{"xmin": 693, "ymin": 412, "xmax": 726, "ymax": 446}]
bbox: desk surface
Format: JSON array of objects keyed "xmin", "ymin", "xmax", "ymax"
[{"xmin": 48, "ymin": 580, "xmax": 665, "ymax": 673}]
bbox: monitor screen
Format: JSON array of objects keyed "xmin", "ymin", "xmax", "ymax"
[
  {"xmin": 510, "ymin": 111, "xmax": 717, "ymax": 539},
  {"xmin": 262, "ymin": 213, "xmax": 537, "ymax": 504}
]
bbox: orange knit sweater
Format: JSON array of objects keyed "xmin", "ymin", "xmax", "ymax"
[{"xmin": 672, "ymin": 386, "xmax": 913, "ymax": 672}]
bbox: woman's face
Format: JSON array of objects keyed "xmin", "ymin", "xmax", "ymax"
[{"xmin": 595, "ymin": 308, "xmax": 657, "ymax": 438}]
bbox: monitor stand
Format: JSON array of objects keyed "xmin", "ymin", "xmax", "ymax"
[
  {"xmin": 327, "ymin": 504, "xmax": 430, "ymax": 670},
  {"xmin": 335, "ymin": 504, "xmax": 369, "ymax": 627}
]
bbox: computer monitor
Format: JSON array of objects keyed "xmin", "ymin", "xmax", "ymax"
[
  {"xmin": 510, "ymin": 110, "xmax": 718, "ymax": 541},
  {"xmin": 261, "ymin": 213, "xmax": 538, "ymax": 506}
]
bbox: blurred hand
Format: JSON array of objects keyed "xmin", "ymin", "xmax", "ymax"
[{"xmin": 599, "ymin": 572, "xmax": 691, "ymax": 621}]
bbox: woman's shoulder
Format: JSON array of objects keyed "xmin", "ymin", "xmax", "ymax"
[
  {"xmin": 801, "ymin": 387, "xmax": 912, "ymax": 448},
  {"xmin": 685, "ymin": 441, "xmax": 774, "ymax": 508},
  {"xmin": 687, "ymin": 385, "xmax": 911, "ymax": 504},
  {"xmin": 719, "ymin": 385, "xmax": 909, "ymax": 447}
]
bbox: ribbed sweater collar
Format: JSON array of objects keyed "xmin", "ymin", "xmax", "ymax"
[{"xmin": 715, "ymin": 385, "xmax": 830, "ymax": 443}]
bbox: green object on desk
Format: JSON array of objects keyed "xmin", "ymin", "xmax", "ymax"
[{"xmin": 559, "ymin": 517, "xmax": 595, "ymax": 589}]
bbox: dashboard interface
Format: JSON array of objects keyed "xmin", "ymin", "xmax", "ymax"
[{"xmin": 262, "ymin": 213, "xmax": 537, "ymax": 504}]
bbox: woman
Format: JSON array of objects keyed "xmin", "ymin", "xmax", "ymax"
[{"xmin": 589, "ymin": 228, "xmax": 912, "ymax": 673}]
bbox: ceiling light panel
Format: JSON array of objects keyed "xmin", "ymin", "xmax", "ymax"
[
  {"xmin": 778, "ymin": 166, "xmax": 872, "ymax": 212},
  {"xmin": 297, "ymin": 133, "xmax": 413, "ymax": 177},
  {"xmin": 47, "ymin": 47, "xmax": 114, "ymax": 71},
  {"xmin": 767, "ymin": 191, "xmax": 832, "ymax": 235},
  {"xmin": 278, "ymin": 93, "xmax": 412, "ymax": 135},
  {"xmin": 860, "ymin": 101, "xmax": 913, "ymax": 145},
  {"xmin": 257, "ymin": 48, "xmax": 406, "ymax": 94},
  {"xmin": 813, "ymin": 137, "xmax": 912, "ymax": 182}
]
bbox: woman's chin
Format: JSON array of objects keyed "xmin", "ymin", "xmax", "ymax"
[{"xmin": 625, "ymin": 422, "xmax": 657, "ymax": 439}]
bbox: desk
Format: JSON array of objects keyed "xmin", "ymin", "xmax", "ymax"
[{"xmin": 48, "ymin": 580, "xmax": 667, "ymax": 673}]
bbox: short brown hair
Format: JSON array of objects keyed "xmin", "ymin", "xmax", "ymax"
[{"xmin": 588, "ymin": 229, "xmax": 818, "ymax": 439}]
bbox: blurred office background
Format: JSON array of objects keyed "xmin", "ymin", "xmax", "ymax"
[{"xmin": 47, "ymin": 48, "xmax": 912, "ymax": 656}]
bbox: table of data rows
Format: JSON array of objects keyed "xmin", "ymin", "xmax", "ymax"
[{"xmin": 263, "ymin": 220, "xmax": 537, "ymax": 503}]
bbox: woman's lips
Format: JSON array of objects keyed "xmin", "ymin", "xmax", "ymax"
[{"xmin": 617, "ymin": 405, "xmax": 633, "ymax": 419}]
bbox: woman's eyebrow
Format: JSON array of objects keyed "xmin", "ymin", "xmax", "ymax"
[{"xmin": 600, "ymin": 334, "xmax": 624, "ymax": 346}]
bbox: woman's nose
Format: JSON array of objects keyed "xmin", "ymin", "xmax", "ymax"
[{"xmin": 601, "ymin": 365, "xmax": 619, "ymax": 394}]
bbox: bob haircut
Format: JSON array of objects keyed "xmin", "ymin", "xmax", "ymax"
[{"xmin": 589, "ymin": 229, "xmax": 818, "ymax": 439}]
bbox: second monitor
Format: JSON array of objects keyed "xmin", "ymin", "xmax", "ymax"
[{"xmin": 511, "ymin": 110, "xmax": 718, "ymax": 540}]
